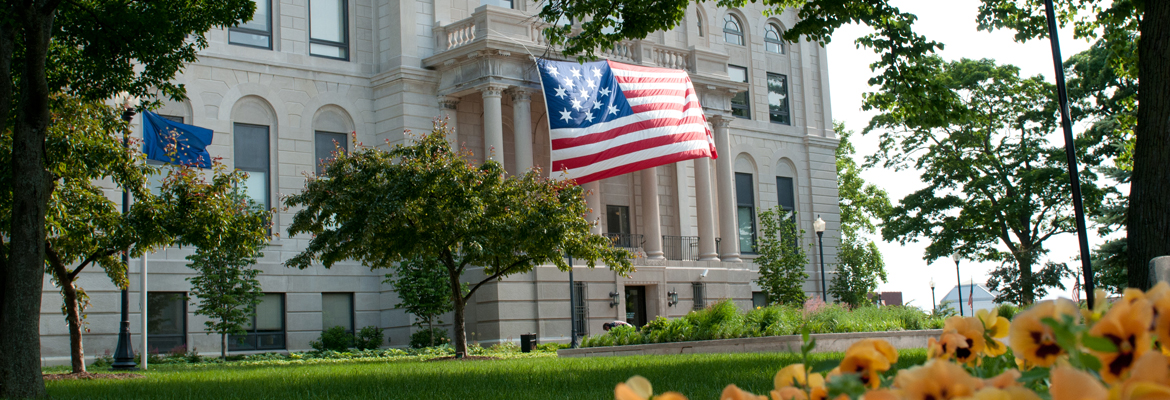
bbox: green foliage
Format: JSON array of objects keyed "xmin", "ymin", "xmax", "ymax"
[
  {"xmin": 311, "ymin": 326, "xmax": 355, "ymax": 352},
  {"xmin": 754, "ymin": 206, "xmax": 809, "ymax": 306},
  {"xmin": 869, "ymin": 58, "xmax": 1103, "ymax": 305},
  {"xmin": 582, "ymin": 300, "xmax": 941, "ymax": 347},
  {"xmin": 354, "ymin": 326, "xmax": 385, "ymax": 350},
  {"xmin": 387, "ymin": 256, "xmax": 455, "ymax": 331},
  {"xmin": 987, "ymin": 261, "xmax": 1071, "ymax": 305},
  {"xmin": 996, "ymin": 303, "xmax": 1020, "ymax": 321},
  {"xmin": 830, "ymin": 123, "xmax": 890, "ymax": 307},
  {"xmin": 284, "ymin": 124, "xmax": 632, "ymax": 356},
  {"xmin": 410, "ymin": 327, "xmax": 451, "ymax": 349}
]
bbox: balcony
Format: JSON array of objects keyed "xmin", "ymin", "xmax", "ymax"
[{"xmin": 604, "ymin": 233, "xmax": 644, "ymax": 249}]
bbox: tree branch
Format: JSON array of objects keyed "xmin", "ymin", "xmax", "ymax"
[{"xmin": 465, "ymin": 257, "xmax": 534, "ymax": 299}]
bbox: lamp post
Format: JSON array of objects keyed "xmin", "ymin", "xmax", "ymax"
[
  {"xmin": 567, "ymin": 255, "xmax": 578, "ymax": 349},
  {"xmin": 929, "ymin": 279, "xmax": 937, "ymax": 314},
  {"xmin": 111, "ymin": 93, "xmax": 139, "ymax": 370},
  {"xmin": 813, "ymin": 216, "xmax": 826, "ymax": 302},
  {"xmin": 953, "ymin": 254, "xmax": 963, "ymax": 317}
]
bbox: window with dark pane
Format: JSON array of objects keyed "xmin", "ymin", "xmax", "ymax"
[
  {"xmin": 310, "ymin": 0, "xmax": 349, "ymax": 60},
  {"xmin": 767, "ymin": 73, "xmax": 791, "ymax": 125},
  {"xmin": 606, "ymin": 205, "xmax": 633, "ymax": 248},
  {"xmin": 322, "ymin": 293, "xmax": 354, "ymax": 332},
  {"xmin": 229, "ymin": 0, "xmax": 272, "ymax": 49},
  {"xmin": 315, "ymin": 131, "xmax": 348, "ymax": 175},
  {"xmin": 692, "ymin": 282, "xmax": 706, "ymax": 310},
  {"xmin": 233, "ymin": 123, "xmax": 270, "ymax": 209},
  {"xmin": 728, "ymin": 65, "xmax": 750, "ymax": 119},
  {"xmin": 147, "ymin": 292, "xmax": 187, "ymax": 354},
  {"xmin": 230, "ymin": 293, "xmax": 286, "ymax": 351},
  {"xmin": 735, "ymin": 172, "xmax": 756, "ymax": 253}
]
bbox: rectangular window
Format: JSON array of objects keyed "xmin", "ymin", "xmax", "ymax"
[
  {"xmin": 229, "ymin": 0, "xmax": 272, "ymax": 49},
  {"xmin": 728, "ymin": 65, "xmax": 750, "ymax": 119},
  {"xmin": 321, "ymin": 293, "xmax": 354, "ymax": 332},
  {"xmin": 230, "ymin": 293, "xmax": 286, "ymax": 351},
  {"xmin": 309, "ymin": 0, "xmax": 349, "ymax": 60},
  {"xmin": 735, "ymin": 172, "xmax": 756, "ymax": 253},
  {"xmin": 767, "ymin": 73, "xmax": 791, "ymax": 125},
  {"xmin": 692, "ymin": 282, "xmax": 706, "ymax": 311},
  {"xmin": 314, "ymin": 131, "xmax": 348, "ymax": 175},
  {"xmin": 572, "ymin": 282, "xmax": 588, "ymax": 336},
  {"xmin": 147, "ymin": 292, "xmax": 187, "ymax": 354},
  {"xmin": 606, "ymin": 205, "xmax": 635, "ymax": 248},
  {"xmin": 776, "ymin": 176, "xmax": 795, "ymax": 213},
  {"xmin": 752, "ymin": 291, "xmax": 767, "ymax": 308},
  {"xmin": 233, "ymin": 123, "xmax": 270, "ymax": 209}
]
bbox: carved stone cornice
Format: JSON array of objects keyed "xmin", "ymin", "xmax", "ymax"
[
  {"xmin": 478, "ymin": 84, "xmax": 507, "ymax": 98},
  {"xmin": 507, "ymin": 88, "xmax": 533, "ymax": 102},
  {"xmin": 438, "ymin": 96, "xmax": 460, "ymax": 109}
]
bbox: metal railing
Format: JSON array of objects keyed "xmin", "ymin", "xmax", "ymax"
[
  {"xmin": 604, "ymin": 233, "xmax": 644, "ymax": 249},
  {"xmin": 662, "ymin": 235, "xmax": 699, "ymax": 261}
]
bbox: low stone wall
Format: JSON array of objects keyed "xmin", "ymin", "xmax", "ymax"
[{"xmin": 557, "ymin": 329, "xmax": 942, "ymax": 358}]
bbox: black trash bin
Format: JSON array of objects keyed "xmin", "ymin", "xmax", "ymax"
[{"xmin": 520, "ymin": 333, "xmax": 537, "ymax": 353}]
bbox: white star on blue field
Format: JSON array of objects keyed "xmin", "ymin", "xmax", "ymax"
[{"xmin": 537, "ymin": 59, "xmax": 635, "ymax": 130}]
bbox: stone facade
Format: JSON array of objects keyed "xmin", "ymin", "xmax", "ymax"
[{"xmin": 37, "ymin": 0, "xmax": 839, "ymax": 365}]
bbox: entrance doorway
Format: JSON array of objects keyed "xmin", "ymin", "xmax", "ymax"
[{"xmin": 625, "ymin": 286, "xmax": 648, "ymax": 328}]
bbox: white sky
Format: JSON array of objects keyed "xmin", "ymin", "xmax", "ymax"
[{"xmin": 824, "ymin": 0, "xmax": 1100, "ymax": 310}]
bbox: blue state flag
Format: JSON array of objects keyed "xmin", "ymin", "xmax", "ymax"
[{"xmin": 142, "ymin": 111, "xmax": 213, "ymax": 168}]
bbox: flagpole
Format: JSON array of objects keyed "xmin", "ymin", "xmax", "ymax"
[{"xmin": 141, "ymin": 253, "xmax": 148, "ymax": 370}]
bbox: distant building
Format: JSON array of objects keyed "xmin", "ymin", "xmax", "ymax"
[
  {"xmin": 938, "ymin": 284, "xmax": 999, "ymax": 315},
  {"xmin": 879, "ymin": 292, "xmax": 902, "ymax": 306}
]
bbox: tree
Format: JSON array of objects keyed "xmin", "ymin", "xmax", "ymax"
[
  {"xmin": 285, "ymin": 124, "xmax": 633, "ymax": 357},
  {"xmin": 828, "ymin": 122, "xmax": 891, "ymax": 308},
  {"xmin": 754, "ymin": 206, "xmax": 809, "ymax": 306},
  {"xmin": 388, "ymin": 256, "xmax": 457, "ymax": 347},
  {"xmin": 870, "ymin": 58, "xmax": 1104, "ymax": 305},
  {"xmin": 1, "ymin": 1, "xmax": 254, "ymax": 396}
]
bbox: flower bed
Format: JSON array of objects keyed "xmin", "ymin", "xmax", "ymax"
[
  {"xmin": 613, "ymin": 284, "xmax": 1170, "ymax": 400},
  {"xmin": 582, "ymin": 300, "xmax": 945, "ymax": 348}
]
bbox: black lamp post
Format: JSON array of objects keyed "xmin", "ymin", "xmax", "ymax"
[
  {"xmin": 112, "ymin": 94, "xmax": 138, "ymax": 370},
  {"xmin": 567, "ymin": 255, "xmax": 578, "ymax": 349},
  {"xmin": 953, "ymin": 254, "xmax": 963, "ymax": 317},
  {"xmin": 929, "ymin": 278, "xmax": 937, "ymax": 314},
  {"xmin": 813, "ymin": 216, "xmax": 826, "ymax": 302}
]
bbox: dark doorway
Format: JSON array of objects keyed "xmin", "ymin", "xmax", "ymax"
[{"xmin": 624, "ymin": 286, "xmax": 648, "ymax": 328}]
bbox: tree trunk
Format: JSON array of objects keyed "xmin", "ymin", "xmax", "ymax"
[
  {"xmin": 1129, "ymin": 1, "xmax": 1170, "ymax": 290},
  {"xmin": 428, "ymin": 320, "xmax": 434, "ymax": 348},
  {"xmin": 452, "ymin": 298, "xmax": 467, "ymax": 357},
  {"xmin": 1019, "ymin": 256, "xmax": 1035, "ymax": 305},
  {"xmin": 221, "ymin": 334, "xmax": 227, "ymax": 361},
  {"xmin": 47, "ymin": 251, "xmax": 86, "ymax": 374},
  {"xmin": 1, "ymin": 3, "xmax": 56, "ymax": 398}
]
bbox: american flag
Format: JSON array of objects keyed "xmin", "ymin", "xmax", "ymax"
[{"xmin": 535, "ymin": 58, "xmax": 717, "ymax": 184}]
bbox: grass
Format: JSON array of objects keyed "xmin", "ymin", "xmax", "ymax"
[{"xmin": 46, "ymin": 349, "xmax": 928, "ymax": 399}]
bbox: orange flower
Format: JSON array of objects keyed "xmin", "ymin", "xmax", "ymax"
[
  {"xmin": 1009, "ymin": 298, "xmax": 1078, "ymax": 367},
  {"xmin": 836, "ymin": 339, "xmax": 899, "ymax": 388},
  {"xmin": 722, "ymin": 384, "xmax": 768, "ymax": 400},
  {"xmin": 893, "ymin": 360, "xmax": 983, "ymax": 400},
  {"xmin": 775, "ymin": 364, "xmax": 826, "ymax": 390},
  {"xmin": 961, "ymin": 387, "xmax": 1042, "ymax": 400},
  {"xmin": 616, "ymin": 376, "xmax": 688, "ymax": 400},
  {"xmin": 771, "ymin": 387, "xmax": 808, "ymax": 400},
  {"xmin": 1145, "ymin": 283, "xmax": 1170, "ymax": 353},
  {"xmin": 978, "ymin": 309, "xmax": 1011, "ymax": 357},
  {"xmin": 1087, "ymin": 290, "xmax": 1153, "ymax": 384},
  {"xmin": 983, "ymin": 370, "xmax": 1022, "ymax": 389},
  {"xmin": 1108, "ymin": 351, "xmax": 1170, "ymax": 400},
  {"xmin": 860, "ymin": 389, "xmax": 903, "ymax": 400},
  {"xmin": 944, "ymin": 316, "xmax": 987, "ymax": 364},
  {"xmin": 1048, "ymin": 366, "xmax": 1107, "ymax": 400}
]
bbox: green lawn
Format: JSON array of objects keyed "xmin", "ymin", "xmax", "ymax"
[{"xmin": 46, "ymin": 350, "xmax": 928, "ymax": 399}]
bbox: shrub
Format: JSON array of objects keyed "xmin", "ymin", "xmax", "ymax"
[
  {"xmin": 996, "ymin": 303, "xmax": 1020, "ymax": 320},
  {"xmin": 536, "ymin": 343, "xmax": 568, "ymax": 352},
  {"xmin": 311, "ymin": 325, "xmax": 355, "ymax": 352},
  {"xmin": 354, "ymin": 325, "xmax": 384, "ymax": 350},
  {"xmin": 410, "ymin": 327, "xmax": 450, "ymax": 348}
]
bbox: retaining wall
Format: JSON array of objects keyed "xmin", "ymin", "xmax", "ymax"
[{"xmin": 557, "ymin": 329, "xmax": 942, "ymax": 358}]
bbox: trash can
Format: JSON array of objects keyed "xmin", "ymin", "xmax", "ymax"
[{"xmin": 520, "ymin": 333, "xmax": 537, "ymax": 353}]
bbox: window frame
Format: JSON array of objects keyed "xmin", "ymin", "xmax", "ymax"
[
  {"xmin": 147, "ymin": 292, "xmax": 188, "ymax": 354},
  {"xmin": 735, "ymin": 172, "xmax": 757, "ymax": 254},
  {"xmin": 697, "ymin": 10, "xmax": 704, "ymax": 37},
  {"xmin": 314, "ymin": 130, "xmax": 349, "ymax": 175},
  {"xmin": 723, "ymin": 14, "xmax": 744, "ymax": 46},
  {"xmin": 321, "ymin": 292, "xmax": 355, "ymax": 332},
  {"xmin": 692, "ymin": 282, "xmax": 706, "ymax": 311},
  {"xmin": 764, "ymin": 23, "xmax": 784, "ymax": 54},
  {"xmin": 230, "ymin": 293, "xmax": 287, "ymax": 351},
  {"xmin": 767, "ymin": 72, "xmax": 792, "ymax": 125},
  {"xmin": 309, "ymin": 0, "xmax": 350, "ymax": 61},
  {"xmin": 229, "ymin": 0, "xmax": 274, "ymax": 50},
  {"xmin": 233, "ymin": 122, "xmax": 271, "ymax": 210},
  {"xmin": 728, "ymin": 65, "xmax": 750, "ymax": 119}
]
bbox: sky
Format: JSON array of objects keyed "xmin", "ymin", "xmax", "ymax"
[{"xmin": 823, "ymin": 0, "xmax": 1101, "ymax": 311}]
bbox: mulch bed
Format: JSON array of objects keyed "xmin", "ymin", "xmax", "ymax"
[
  {"xmin": 426, "ymin": 356, "xmax": 500, "ymax": 362},
  {"xmin": 43, "ymin": 372, "xmax": 145, "ymax": 381}
]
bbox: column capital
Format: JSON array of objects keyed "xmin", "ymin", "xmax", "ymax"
[
  {"xmin": 438, "ymin": 96, "xmax": 460, "ymax": 110},
  {"xmin": 479, "ymin": 84, "xmax": 507, "ymax": 98},
  {"xmin": 708, "ymin": 114, "xmax": 733, "ymax": 128},
  {"xmin": 508, "ymin": 88, "xmax": 533, "ymax": 102}
]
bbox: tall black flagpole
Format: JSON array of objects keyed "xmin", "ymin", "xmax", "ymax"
[{"xmin": 1043, "ymin": 0, "xmax": 1095, "ymax": 309}]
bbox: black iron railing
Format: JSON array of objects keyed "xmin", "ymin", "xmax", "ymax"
[
  {"xmin": 604, "ymin": 233, "xmax": 643, "ymax": 249},
  {"xmin": 662, "ymin": 235, "xmax": 699, "ymax": 261}
]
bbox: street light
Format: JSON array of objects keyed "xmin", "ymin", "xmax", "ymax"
[
  {"xmin": 953, "ymin": 254, "xmax": 963, "ymax": 317},
  {"xmin": 929, "ymin": 278, "xmax": 936, "ymax": 314},
  {"xmin": 111, "ymin": 92, "xmax": 139, "ymax": 370},
  {"xmin": 813, "ymin": 216, "xmax": 826, "ymax": 302}
]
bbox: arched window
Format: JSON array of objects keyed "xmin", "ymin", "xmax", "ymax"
[
  {"xmin": 697, "ymin": 12, "xmax": 703, "ymax": 37},
  {"xmin": 765, "ymin": 23, "xmax": 784, "ymax": 54},
  {"xmin": 723, "ymin": 14, "xmax": 744, "ymax": 46}
]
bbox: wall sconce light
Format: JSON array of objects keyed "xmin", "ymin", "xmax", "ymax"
[
  {"xmin": 668, "ymin": 289, "xmax": 679, "ymax": 307},
  {"xmin": 609, "ymin": 291, "xmax": 620, "ymax": 308}
]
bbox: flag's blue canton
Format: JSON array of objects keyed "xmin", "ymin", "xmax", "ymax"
[
  {"xmin": 538, "ymin": 59, "xmax": 634, "ymax": 130},
  {"xmin": 142, "ymin": 111, "xmax": 214, "ymax": 169}
]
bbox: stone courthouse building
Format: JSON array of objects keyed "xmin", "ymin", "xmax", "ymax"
[{"xmin": 38, "ymin": 0, "xmax": 839, "ymax": 363}]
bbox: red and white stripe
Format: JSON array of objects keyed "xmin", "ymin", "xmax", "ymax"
[{"xmin": 550, "ymin": 61, "xmax": 716, "ymax": 184}]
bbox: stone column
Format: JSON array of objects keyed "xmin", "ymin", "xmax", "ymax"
[
  {"xmin": 510, "ymin": 89, "xmax": 534, "ymax": 172},
  {"xmin": 480, "ymin": 84, "xmax": 507, "ymax": 167},
  {"xmin": 641, "ymin": 167, "xmax": 664, "ymax": 260},
  {"xmin": 693, "ymin": 157, "xmax": 718, "ymax": 261},
  {"xmin": 584, "ymin": 180, "xmax": 603, "ymax": 235},
  {"xmin": 438, "ymin": 96, "xmax": 459, "ymax": 148},
  {"xmin": 711, "ymin": 115, "xmax": 741, "ymax": 262}
]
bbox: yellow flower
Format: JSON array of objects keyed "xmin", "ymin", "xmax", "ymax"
[
  {"xmin": 836, "ymin": 339, "xmax": 899, "ymax": 388},
  {"xmin": 1049, "ymin": 366, "xmax": 1107, "ymax": 400},
  {"xmin": 861, "ymin": 389, "xmax": 904, "ymax": 400},
  {"xmin": 616, "ymin": 376, "xmax": 688, "ymax": 400},
  {"xmin": 721, "ymin": 384, "xmax": 768, "ymax": 400},
  {"xmin": 959, "ymin": 387, "xmax": 1042, "ymax": 400},
  {"xmin": 893, "ymin": 360, "xmax": 983, "ymax": 400},
  {"xmin": 1088, "ymin": 290, "xmax": 1153, "ymax": 384},
  {"xmin": 775, "ymin": 364, "xmax": 826, "ymax": 390},
  {"xmin": 929, "ymin": 332, "xmax": 970, "ymax": 361},
  {"xmin": 1144, "ymin": 283, "xmax": 1170, "ymax": 353},
  {"xmin": 978, "ymin": 309, "xmax": 1011, "ymax": 357},
  {"xmin": 1107, "ymin": 351, "xmax": 1170, "ymax": 400},
  {"xmin": 1009, "ymin": 298, "xmax": 1079, "ymax": 367},
  {"xmin": 771, "ymin": 387, "xmax": 808, "ymax": 400},
  {"xmin": 983, "ymin": 370, "xmax": 1022, "ymax": 389},
  {"xmin": 946, "ymin": 316, "xmax": 987, "ymax": 364}
]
